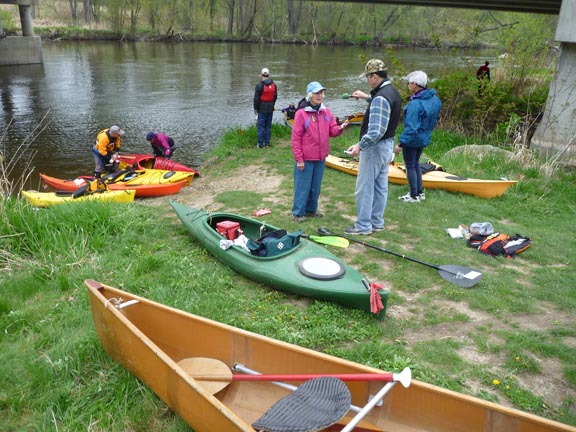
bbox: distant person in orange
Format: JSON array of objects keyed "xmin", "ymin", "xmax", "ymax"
[
  {"xmin": 476, "ymin": 61, "xmax": 490, "ymax": 95},
  {"xmin": 92, "ymin": 125, "xmax": 124, "ymax": 178}
]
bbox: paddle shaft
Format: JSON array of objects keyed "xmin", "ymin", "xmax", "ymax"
[
  {"xmin": 317, "ymin": 227, "xmax": 482, "ymax": 288},
  {"xmin": 326, "ymin": 229, "xmax": 442, "ymax": 271},
  {"xmin": 191, "ymin": 372, "xmax": 395, "ymax": 382}
]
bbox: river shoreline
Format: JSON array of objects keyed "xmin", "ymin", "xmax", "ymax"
[{"xmin": 28, "ymin": 25, "xmax": 496, "ymax": 50}]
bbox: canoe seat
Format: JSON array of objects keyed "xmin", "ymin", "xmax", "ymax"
[{"xmin": 252, "ymin": 377, "xmax": 351, "ymax": 432}]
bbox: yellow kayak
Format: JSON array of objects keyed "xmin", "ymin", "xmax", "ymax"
[
  {"xmin": 21, "ymin": 189, "xmax": 136, "ymax": 207},
  {"xmin": 325, "ymin": 154, "xmax": 517, "ymax": 199},
  {"xmin": 107, "ymin": 169, "xmax": 194, "ymax": 186}
]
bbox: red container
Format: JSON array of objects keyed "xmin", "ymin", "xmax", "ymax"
[{"xmin": 216, "ymin": 221, "xmax": 242, "ymax": 240}]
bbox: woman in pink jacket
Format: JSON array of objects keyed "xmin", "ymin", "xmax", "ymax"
[
  {"xmin": 146, "ymin": 131, "xmax": 177, "ymax": 158},
  {"xmin": 291, "ymin": 82, "xmax": 349, "ymax": 222}
]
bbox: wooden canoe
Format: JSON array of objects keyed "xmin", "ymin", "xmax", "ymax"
[
  {"xmin": 325, "ymin": 155, "xmax": 517, "ymax": 199},
  {"xmin": 170, "ymin": 201, "xmax": 388, "ymax": 319},
  {"xmin": 40, "ymin": 173, "xmax": 189, "ymax": 198},
  {"xmin": 22, "ymin": 189, "xmax": 135, "ymax": 207},
  {"xmin": 86, "ymin": 279, "xmax": 576, "ymax": 432},
  {"xmin": 118, "ymin": 153, "xmax": 200, "ymax": 176}
]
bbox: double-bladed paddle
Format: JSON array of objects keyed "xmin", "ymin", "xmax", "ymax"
[{"xmin": 317, "ymin": 227, "xmax": 483, "ymax": 288}]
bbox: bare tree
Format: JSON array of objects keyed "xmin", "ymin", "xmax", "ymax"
[
  {"xmin": 286, "ymin": 0, "xmax": 303, "ymax": 36},
  {"xmin": 226, "ymin": 0, "xmax": 235, "ymax": 39},
  {"xmin": 69, "ymin": 0, "xmax": 78, "ymax": 23}
]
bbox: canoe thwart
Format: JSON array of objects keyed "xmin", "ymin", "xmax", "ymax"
[{"xmin": 252, "ymin": 377, "xmax": 351, "ymax": 432}]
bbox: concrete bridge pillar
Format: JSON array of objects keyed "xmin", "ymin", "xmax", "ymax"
[
  {"xmin": 19, "ymin": 4, "xmax": 34, "ymax": 36},
  {"xmin": 0, "ymin": 0, "xmax": 43, "ymax": 65},
  {"xmin": 531, "ymin": 0, "xmax": 576, "ymax": 163}
]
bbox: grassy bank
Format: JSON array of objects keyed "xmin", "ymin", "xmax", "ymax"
[{"xmin": 1, "ymin": 124, "xmax": 575, "ymax": 430}]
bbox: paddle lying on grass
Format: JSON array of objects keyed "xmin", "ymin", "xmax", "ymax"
[
  {"xmin": 317, "ymin": 227, "xmax": 483, "ymax": 288},
  {"xmin": 302, "ymin": 234, "xmax": 349, "ymax": 248}
]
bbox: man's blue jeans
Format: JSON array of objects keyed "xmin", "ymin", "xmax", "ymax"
[
  {"xmin": 353, "ymin": 139, "xmax": 394, "ymax": 231},
  {"xmin": 257, "ymin": 111, "xmax": 273, "ymax": 147},
  {"xmin": 292, "ymin": 160, "xmax": 325, "ymax": 217}
]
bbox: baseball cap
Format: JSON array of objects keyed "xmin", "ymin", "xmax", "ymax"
[
  {"xmin": 109, "ymin": 125, "xmax": 125, "ymax": 136},
  {"xmin": 306, "ymin": 81, "xmax": 326, "ymax": 94},
  {"xmin": 261, "ymin": 67, "xmax": 270, "ymax": 76},
  {"xmin": 359, "ymin": 59, "xmax": 387, "ymax": 77}
]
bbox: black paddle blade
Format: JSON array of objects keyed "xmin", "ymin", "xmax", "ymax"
[
  {"xmin": 437, "ymin": 265, "xmax": 482, "ymax": 288},
  {"xmin": 317, "ymin": 227, "xmax": 336, "ymax": 237}
]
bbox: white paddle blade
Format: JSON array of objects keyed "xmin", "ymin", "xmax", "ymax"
[
  {"xmin": 392, "ymin": 367, "xmax": 411, "ymax": 388},
  {"xmin": 438, "ymin": 265, "xmax": 482, "ymax": 288}
]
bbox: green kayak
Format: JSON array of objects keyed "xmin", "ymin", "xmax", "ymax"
[{"xmin": 170, "ymin": 201, "xmax": 388, "ymax": 320}]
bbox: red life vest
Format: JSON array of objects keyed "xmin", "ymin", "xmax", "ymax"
[{"xmin": 260, "ymin": 82, "xmax": 276, "ymax": 102}]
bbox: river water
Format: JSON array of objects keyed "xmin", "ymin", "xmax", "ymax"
[{"xmin": 0, "ymin": 41, "xmax": 495, "ymax": 188}]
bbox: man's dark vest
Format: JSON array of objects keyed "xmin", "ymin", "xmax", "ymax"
[{"xmin": 359, "ymin": 81, "xmax": 401, "ymax": 141}]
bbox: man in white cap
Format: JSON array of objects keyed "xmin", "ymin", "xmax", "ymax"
[
  {"xmin": 253, "ymin": 67, "xmax": 278, "ymax": 149},
  {"xmin": 92, "ymin": 125, "xmax": 124, "ymax": 178},
  {"xmin": 344, "ymin": 59, "xmax": 401, "ymax": 235}
]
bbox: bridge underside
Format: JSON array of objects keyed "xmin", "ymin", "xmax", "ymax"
[{"xmin": 312, "ymin": 0, "xmax": 562, "ymax": 14}]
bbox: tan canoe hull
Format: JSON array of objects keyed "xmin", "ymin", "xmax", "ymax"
[{"xmin": 86, "ymin": 280, "xmax": 574, "ymax": 432}]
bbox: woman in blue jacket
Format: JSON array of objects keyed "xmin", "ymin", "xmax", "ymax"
[{"xmin": 394, "ymin": 70, "xmax": 442, "ymax": 203}]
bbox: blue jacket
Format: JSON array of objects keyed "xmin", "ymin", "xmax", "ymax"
[{"xmin": 399, "ymin": 88, "xmax": 442, "ymax": 149}]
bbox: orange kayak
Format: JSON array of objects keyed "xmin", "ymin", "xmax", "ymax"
[{"xmin": 40, "ymin": 173, "xmax": 190, "ymax": 198}]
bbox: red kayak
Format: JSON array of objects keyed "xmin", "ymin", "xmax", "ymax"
[
  {"xmin": 40, "ymin": 174, "xmax": 190, "ymax": 198},
  {"xmin": 118, "ymin": 154, "xmax": 200, "ymax": 176}
]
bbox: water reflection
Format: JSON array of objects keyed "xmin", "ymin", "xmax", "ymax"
[{"xmin": 0, "ymin": 41, "xmax": 496, "ymax": 188}]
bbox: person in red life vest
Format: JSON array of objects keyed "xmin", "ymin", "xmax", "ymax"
[
  {"xmin": 146, "ymin": 131, "xmax": 177, "ymax": 159},
  {"xmin": 476, "ymin": 61, "xmax": 490, "ymax": 95},
  {"xmin": 92, "ymin": 125, "xmax": 124, "ymax": 178},
  {"xmin": 291, "ymin": 81, "xmax": 349, "ymax": 222},
  {"xmin": 253, "ymin": 67, "xmax": 278, "ymax": 149}
]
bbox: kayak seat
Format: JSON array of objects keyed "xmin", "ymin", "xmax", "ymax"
[{"xmin": 252, "ymin": 377, "xmax": 351, "ymax": 432}]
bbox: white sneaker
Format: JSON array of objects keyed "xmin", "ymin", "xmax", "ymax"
[
  {"xmin": 418, "ymin": 192, "xmax": 426, "ymax": 201},
  {"xmin": 398, "ymin": 193, "xmax": 412, "ymax": 200},
  {"xmin": 400, "ymin": 195, "xmax": 420, "ymax": 203}
]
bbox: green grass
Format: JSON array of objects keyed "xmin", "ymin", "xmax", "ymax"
[{"xmin": 1, "ymin": 123, "xmax": 575, "ymax": 430}]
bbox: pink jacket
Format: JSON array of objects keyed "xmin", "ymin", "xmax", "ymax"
[
  {"xmin": 291, "ymin": 105, "xmax": 343, "ymax": 163},
  {"xmin": 151, "ymin": 133, "xmax": 172, "ymax": 156}
]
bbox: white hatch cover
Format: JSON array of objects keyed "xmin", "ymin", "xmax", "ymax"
[{"xmin": 298, "ymin": 257, "xmax": 346, "ymax": 280}]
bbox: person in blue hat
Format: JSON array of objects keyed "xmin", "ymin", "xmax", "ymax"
[
  {"xmin": 290, "ymin": 81, "xmax": 349, "ymax": 222},
  {"xmin": 146, "ymin": 131, "xmax": 177, "ymax": 158}
]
